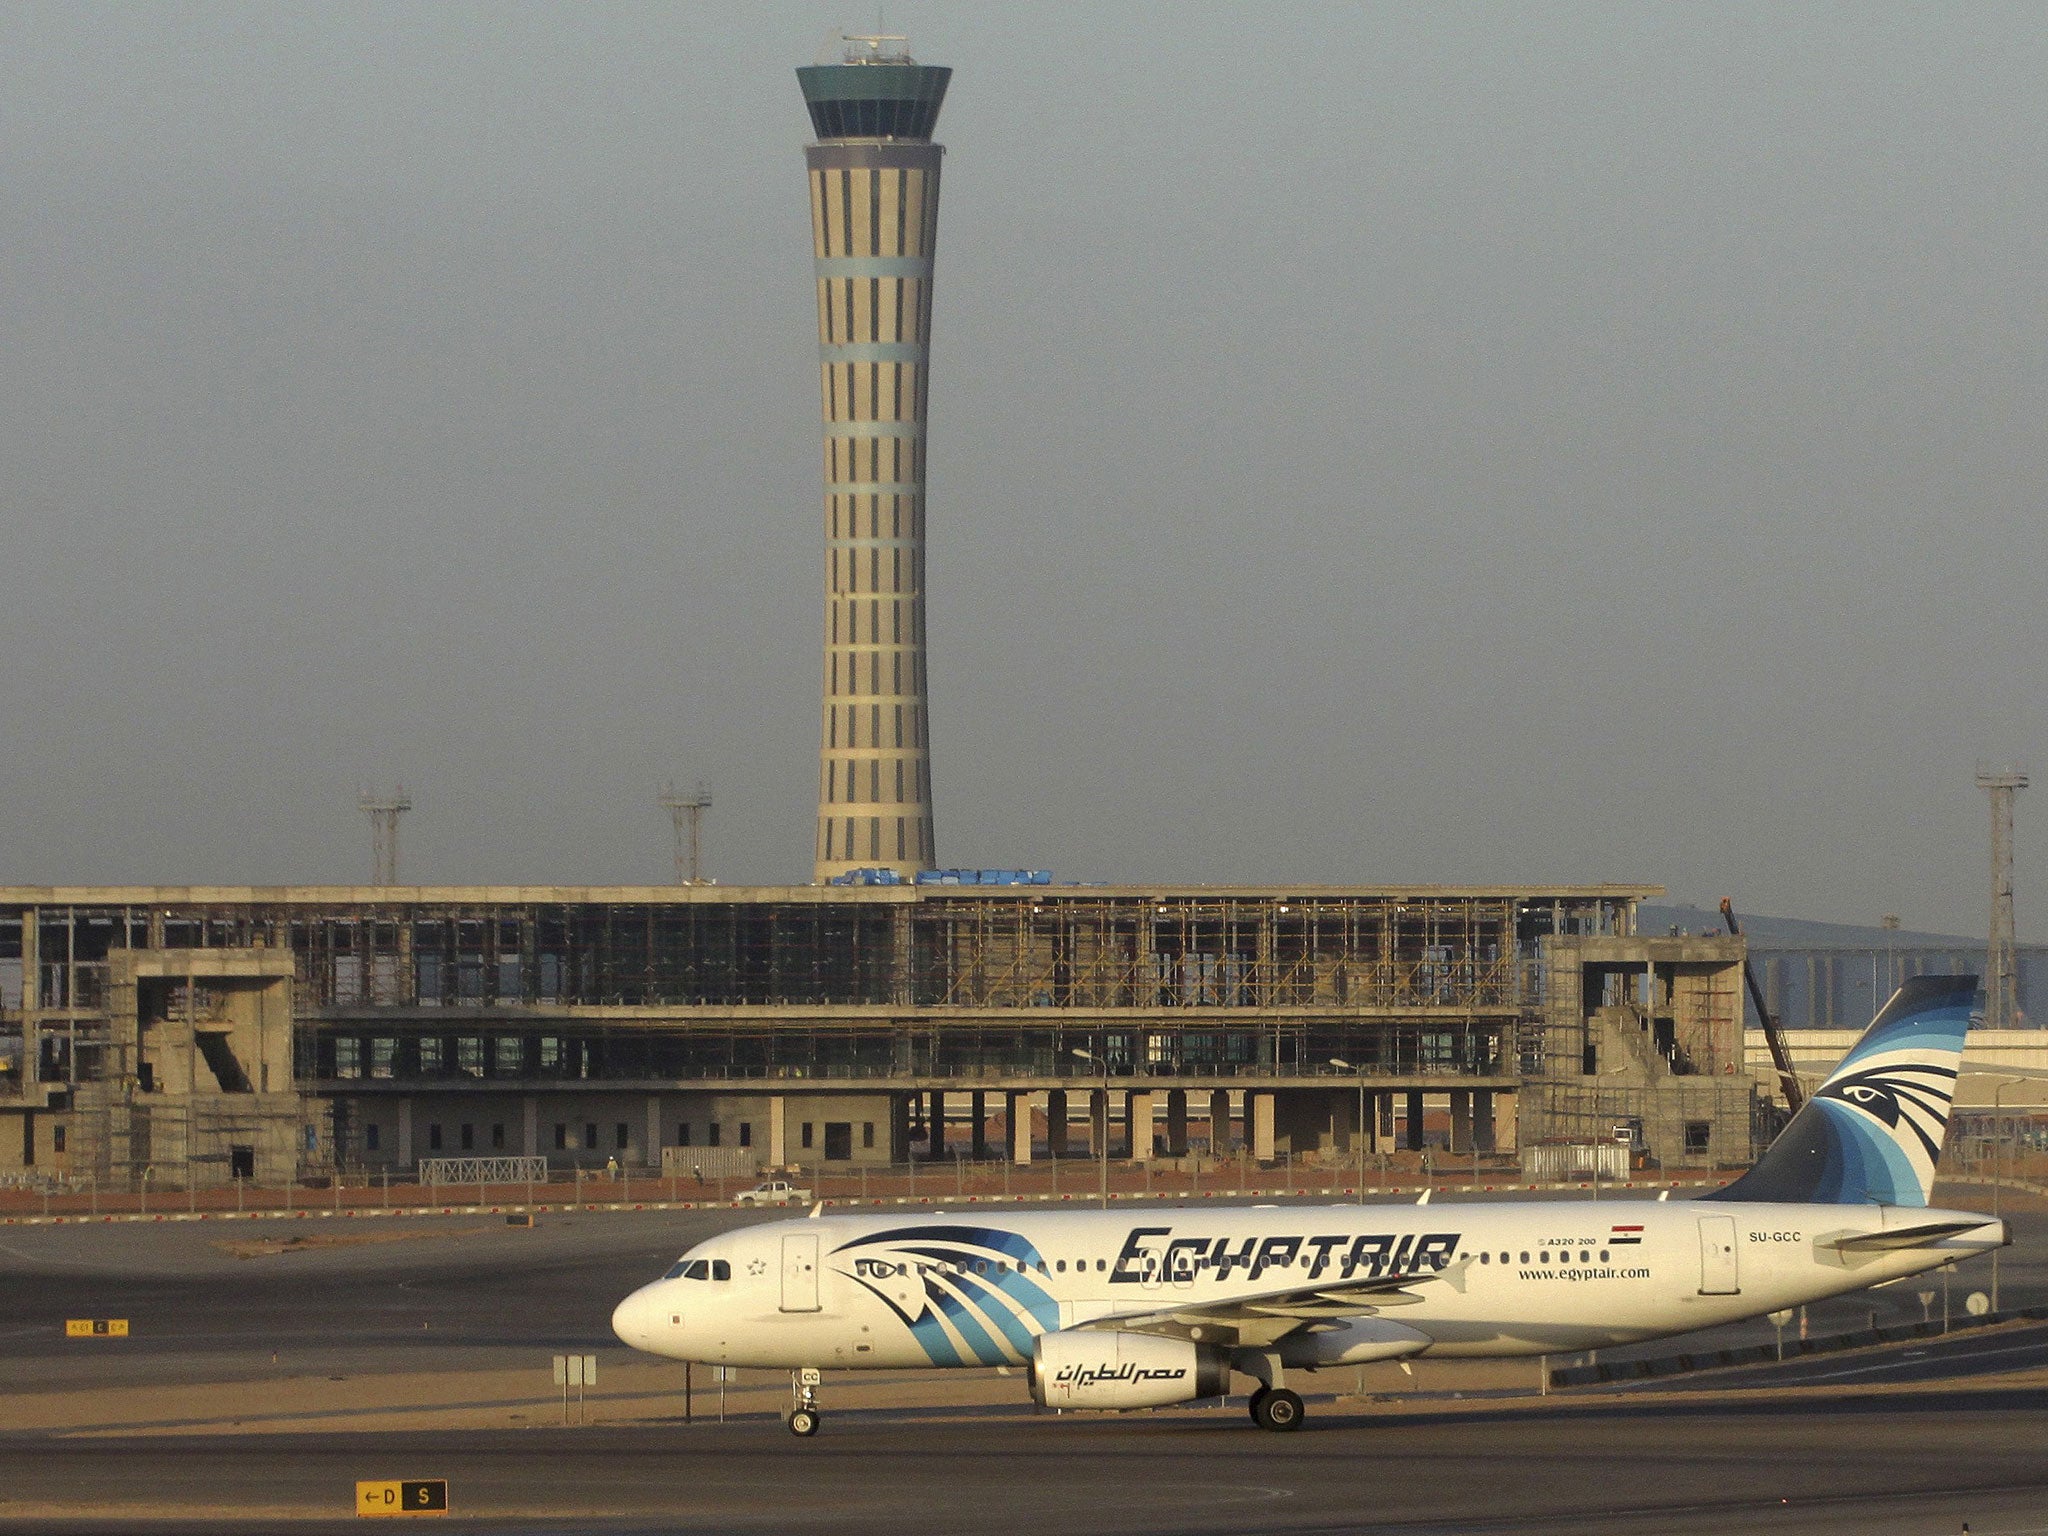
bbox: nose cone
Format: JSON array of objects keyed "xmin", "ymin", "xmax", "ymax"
[{"xmin": 611, "ymin": 1284, "xmax": 662, "ymax": 1354}]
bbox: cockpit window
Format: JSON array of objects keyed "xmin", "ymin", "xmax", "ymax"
[
  {"xmin": 663, "ymin": 1258, "xmax": 712, "ymax": 1280},
  {"xmin": 711, "ymin": 1259, "xmax": 731, "ymax": 1282}
]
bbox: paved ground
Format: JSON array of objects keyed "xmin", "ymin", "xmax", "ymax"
[
  {"xmin": 0, "ymin": 1189, "xmax": 2042, "ymax": 1532},
  {"xmin": 2, "ymin": 1395, "xmax": 2047, "ymax": 1534}
]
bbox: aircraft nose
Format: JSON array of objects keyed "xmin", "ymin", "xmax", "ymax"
[{"xmin": 611, "ymin": 1284, "xmax": 662, "ymax": 1353}]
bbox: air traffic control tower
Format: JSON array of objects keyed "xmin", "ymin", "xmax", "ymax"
[{"xmin": 799, "ymin": 37, "xmax": 949, "ymax": 883}]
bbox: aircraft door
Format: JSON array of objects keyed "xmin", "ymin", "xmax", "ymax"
[
  {"xmin": 781, "ymin": 1233, "xmax": 821, "ymax": 1313},
  {"xmin": 1697, "ymin": 1215, "xmax": 1739, "ymax": 1295}
]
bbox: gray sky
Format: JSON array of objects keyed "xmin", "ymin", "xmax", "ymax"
[{"xmin": 1, "ymin": 2, "xmax": 2042, "ymax": 937}]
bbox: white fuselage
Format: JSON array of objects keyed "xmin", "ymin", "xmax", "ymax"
[{"xmin": 612, "ymin": 1198, "xmax": 2004, "ymax": 1371}]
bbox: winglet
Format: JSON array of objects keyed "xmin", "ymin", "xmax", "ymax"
[
  {"xmin": 808, "ymin": 1201, "xmax": 826, "ymax": 1219},
  {"xmin": 1416, "ymin": 1188, "xmax": 1431, "ymax": 1205}
]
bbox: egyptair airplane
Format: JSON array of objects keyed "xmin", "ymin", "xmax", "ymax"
[{"xmin": 612, "ymin": 975, "xmax": 2005, "ymax": 1434}]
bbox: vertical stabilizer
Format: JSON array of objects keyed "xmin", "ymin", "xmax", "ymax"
[{"xmin": 1706, "ymin": 974, "xmax": 1978, "ymax": 1206}]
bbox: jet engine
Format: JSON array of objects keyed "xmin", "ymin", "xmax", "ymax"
[{"xmin": 1030, "ymin": 1329, "xmax": 1229, "ymax": 1411}]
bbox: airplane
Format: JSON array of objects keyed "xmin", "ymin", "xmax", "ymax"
[{"xmin": 612, "ymin": 974, "xmax": 2006, "ymax": 1435}]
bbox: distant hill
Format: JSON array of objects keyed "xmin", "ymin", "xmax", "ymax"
[{"xmin": 1639, "ymin": 902, "xmax": 1975, "ymax": 950}]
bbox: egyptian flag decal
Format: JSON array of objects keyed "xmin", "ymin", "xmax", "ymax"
[{"xmin": 1609, "ymin": 1224, "xmax": 1644, "ymax": 1246}]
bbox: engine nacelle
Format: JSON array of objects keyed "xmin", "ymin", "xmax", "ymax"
[{"xmin": 1031, "ymin": 1330, "xmax": 1230, "ymax": 1411}]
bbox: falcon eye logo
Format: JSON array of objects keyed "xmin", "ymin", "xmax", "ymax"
[
  {"xmin": 853, "ymin": 1258, "xmax": 908, "ymax": 1280},
  {"xmin": 1816, "ymin": 1061, "xmax": 1957, "ymax": 1162}
]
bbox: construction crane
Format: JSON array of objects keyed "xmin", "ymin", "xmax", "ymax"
[{"xmin": 1719, "ymin": 897, "xmax": 1804, "ymax": 1113}]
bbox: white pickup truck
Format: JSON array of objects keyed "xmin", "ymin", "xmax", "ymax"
[{"xmin": 732, "ymin": 1178, "xmax": 813, "ymax": 1206}]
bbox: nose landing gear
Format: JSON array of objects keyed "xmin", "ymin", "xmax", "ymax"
[{"xmin": 785, "ymin": 1367, "xmax": 823, "ymax": 1437}]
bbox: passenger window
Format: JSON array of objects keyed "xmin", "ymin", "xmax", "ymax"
[
  {"xmin": 1096, "ymin": 1259, "xmax": 1106, "ymax": 1272},
  {"xmin": 1056, "ymin": 1260, "xmax": 1066, "ymax": 1273},
  {"xmin": 1541, "ymin": 1252, "xmax": 1551, "ymax": 1264},
  {"xmin": 1519, "ymin": 1252, "xmax": 1529, "ymax": 1264},
  {"xmin": 1479, "ymin": 1252, "xmax": 1489, "ymax": 1264},
  {"xmin": 1600, "ymin": 1250, "xmax": 1609, "ymax": 1263},
  {"xmin": 1581, "ymin": 1252, "xmax": 1591, "ymax": 1265}
]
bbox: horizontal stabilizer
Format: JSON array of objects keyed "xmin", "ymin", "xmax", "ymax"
[{"xmin": 1820, "ymin": 1220, "xmax": 1994, "ymax": 1252}]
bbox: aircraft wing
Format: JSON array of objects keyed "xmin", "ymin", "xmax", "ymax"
[{"xmin": 1074, "ymin": 1271, "xmax": 1444, "ymax": 1349}]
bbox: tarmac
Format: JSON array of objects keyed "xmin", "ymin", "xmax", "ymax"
[{"xmin": 0, "ymin": 1186, "xmax": 2042, "ymax": 1532}]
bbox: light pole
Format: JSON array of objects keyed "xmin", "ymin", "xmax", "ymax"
[
  {"xmin": 1330, "ymin": 1058, "xmax": 1365, "ymax": 1205},
  {"xmin": 1990, "ymin": 1075, "xmax": 2025, "ymax": 1312},
  {"xmin": 1071, "ymin": 1048, "xmax": 1109, "ymax": 1210}
]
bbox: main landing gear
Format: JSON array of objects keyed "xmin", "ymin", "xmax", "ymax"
[
  {"xmin": 1246, "ymin": 1385, "xmax": 1305, "ymax": 1432},
  {"xmin": 785, "ymin": 1367, "xmax": 822, "ymax": 1437}
]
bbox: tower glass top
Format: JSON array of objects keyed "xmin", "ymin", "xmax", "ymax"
[{"xmin": 798, "ymin": 35, "xmax": 949, "ymax": 141}]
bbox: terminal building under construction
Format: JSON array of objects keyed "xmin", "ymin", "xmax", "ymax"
[{"xmin": 0, "ymin": 882, "xmax": 1767, "ymax": 1189}]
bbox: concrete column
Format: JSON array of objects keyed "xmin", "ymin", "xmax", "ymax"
[
  {"xmin": 928, "ymin": 1091, "xmax": 946, "ymax": 1158},
  {"xmin": 1250, "ymin": 1091, "xmax": 1276, "ymax": 1162},
  {"xmin": 522, "ymin": 1095, "xmax": 538, "ymax": 1158},
  {"xmin": 971, "ymin": 1091, "xmax": 987, "ymax": 1159},
  {"xmin": 1473, "ymin": 1090, "xmax": 1496, "ymax": 1153},
  {"xmin": 1377, "ymin": 1092, "xmax": 1395, "ymax": 1146},
  {"xmin": 1336, "ymin": 1089, "xmax": 1359, "ymax": 1153},
  {"xmin": 1404, "ymin": 1090, "xmax": 1425, "ymax": 1152},
  {"xmin": 1450, "ymin": 1091, "xmax": 1472, "ymax": 1155},
  {"xmin": 1089, "ymin": 1088, "xmax": 1108, "ymax": 1157},
  {"xmin": 397, "ymin": 1097, "xmax": 413, "ymax": 1168},
  {"xmin": 1008, "ymin": 1091, "xmax": 1034, "ymax": 1164},
  {"xmin": 1495, "ymin": 1090, "xmax": 1519, "ymax": 1153},
  {"xmin": 1047, "ymin": 1089, "xmax": 1068, "ymax": 1159},
  {"xmin": 1127, "ymin": 1090, "xmax": 1155, "ymax": 1162},
  {"xmin": 645, "ymin": 1095, "xmax": 662, "ymax": 1170},
  {"xmin": 1208, "ymin": 1089, "xmax": 1230, "ymax": 1154},
  {"xmin": 1165, "ymin": 1089, "xmax": 1189, "ymax": 1157},
  {"xmin": 891, "ymin": 1093, "xmax": 912, "ymax": 1163},
  {"xmin": 769, "ymin": 1095, "xmax": 787, "ymax": 1168}
]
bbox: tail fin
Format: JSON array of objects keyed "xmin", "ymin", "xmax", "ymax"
[{"xmin": 1706, "ymin": 974, "xmax": 1978, "ymax": 1207}]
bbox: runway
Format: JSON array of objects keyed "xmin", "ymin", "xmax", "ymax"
[
  {"xmin": 4, "ymin": 1393, "xmax": 2048, "ymax": 1534},
  {"xmin": 0, "ymin": 1193, "xmax": 2041, "ymax": 1532}
]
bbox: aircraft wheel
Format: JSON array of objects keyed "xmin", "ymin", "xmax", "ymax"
[
  {"xmin": 787, "ymin": 1408, "xmax": 821, "ymax": 1437},
  {"xmin": 1246, "ymin": 1386, "xmax": 1269, "ymax": 1424},
  {"xmin": 1251, "ymin": 1388, "xmax": 1304, "ymax": 1433}
]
